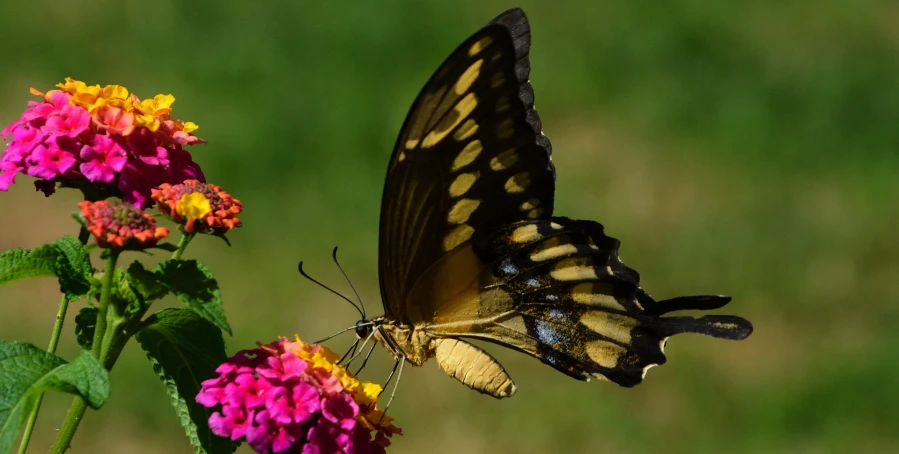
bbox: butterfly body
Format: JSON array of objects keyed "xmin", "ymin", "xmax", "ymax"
[{"xmin": 354, "ymin": 8, "xmax": 752, "ymax": 399}]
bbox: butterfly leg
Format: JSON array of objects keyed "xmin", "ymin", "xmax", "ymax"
[
  {"xmin": 339, "ymin": 339, "xmax": 359, "ymax": 365},
  {"xmin": 354, "ymin": 340, "xmax": 378, "ymax": 375},
  {"xmin": 379, "ymin": 356, "xmax": 405, "ymax": 422},
  {"xmin": 344, "ymin": 329, "xmax": 378, "ymax": 368}
]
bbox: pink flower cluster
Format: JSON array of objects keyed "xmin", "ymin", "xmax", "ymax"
[
  {"xmin": 1, "ymin": 80, "xmax": 204, "ymax": 208},
  {"xmin": 197, "ymin": 337, "xmax": 401, "ymax": 454}
]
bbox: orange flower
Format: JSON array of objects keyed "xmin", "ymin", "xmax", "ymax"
[
  {"xmin": 78, "ymin": 200, "xmax": 169, "ymax": 250},
  {"xmin": 151, "ymin": 180, "xmax": 242, "ymax": 235}
]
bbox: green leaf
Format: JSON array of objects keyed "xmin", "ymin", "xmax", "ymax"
[
  {"xmin": 156, "ymin": 260, "xmax": 231, "ymax": 335},
  {"xmin": 136, "ymin": 309, "xmax": 238, "ymax": 454},
  {"xmin": 0, "ymin": 342, "xmax": 109, "ymax": 453},
  {"xmin": 0, "ymin": 245, "xmax": 59, "ymax": 286},
  {"xmin": 53, "ymin": 236, "xmax": 93, "ymax": 301},
  {"xmin": 54, "ymin": 236, "xmax": 92, "ymax": 278},
  {"xmin": 75, "ymin": 306, "xmax": 99, "ymax": 349},
  {"xmin": 0, "ymin": 238, "xmax": 94, "ymax": 302},
  {"xmin": 126, "ymin": 261, "xmax": 169, "ymax": 301},
  {"xmin": 150, "ymin": 243, "xmax": 180, "ymax": 252}
]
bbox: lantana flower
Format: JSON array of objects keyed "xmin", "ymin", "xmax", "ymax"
[
  {"xmin": 197, "ymin": 336, "xmax": 401, "ymax": 454},
  {"xmin": 152, "ymin": 180, "xmax": 242, "ymax": 235},
  {"xmin": 0, "ymin": 78, "xmax": 205, "ymax": 207},
  {"xmin": 78, "ymin": 200, "xmax": 169, "ymax": 250}
]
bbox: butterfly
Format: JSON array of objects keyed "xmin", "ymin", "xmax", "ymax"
[{"xmin": 333, "ymin": 7, "xmax": 752, "ymax": 399}]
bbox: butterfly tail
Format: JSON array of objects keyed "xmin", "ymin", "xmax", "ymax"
[
  {"xmin": 646, "ymin": 314, "xmax": 753, "ymax": 341},
  {"xmin": 637, "ymin": 292, "xmax": 753, "ymax": 340}
]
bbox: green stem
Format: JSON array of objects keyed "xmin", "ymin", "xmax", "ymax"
[
  {"xmin": 171, "ymin": 231, "xmax": 194, "ymax": 260},
  {"xmin": 92, "ymin": 252, "xmax": 119, "ymax": 360},
  {"xmin": 49, "ymin": 397, "xmax": 88, "ymax": 454},
  {"xmin": 50, "ymin": 252, "xmax": 118, "ymax": 453},
  {"xmin": 17, "ymin": 294, "xmax": 71, "ymax": 454}
]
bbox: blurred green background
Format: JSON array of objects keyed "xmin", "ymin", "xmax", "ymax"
[{"xmin": 2, "ymin": 0, "xmax": 898, "ymax": 453}]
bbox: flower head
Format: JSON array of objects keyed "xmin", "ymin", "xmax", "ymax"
[
  {"xmin": 78, "ymin": 200, "xmax": 169, "ymax": 250},
  {"xmin": 197, "ymin": 337, "xmax": 401, "ymax": 454},
  {"xmin": 1, "ymin": 78, "xmax": 205, "ymax": 206},
  {"xmin": 152, "ymin": 180, "xmax": 242, "ymax": 235}
]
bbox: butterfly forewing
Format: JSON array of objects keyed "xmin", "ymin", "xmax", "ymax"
[{"xmin": 379, "ymin": 9, "xmax": 555, "ymax": 322}]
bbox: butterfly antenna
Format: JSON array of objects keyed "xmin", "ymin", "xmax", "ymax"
[
  {"xmin": 331, "ymin": 246, "xmax": 367, "ymax": 319},
  {"xmin": 298, "ymin": 261, "xmax": 365, "ymax": 319},
  {"xmin": 313, "ymin": 324, "xmax": 360, "ymax": 344}
]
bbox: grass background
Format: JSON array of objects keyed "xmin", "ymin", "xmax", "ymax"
[{"xmin": 2, "ymin": 0, "xmax": 898, "ymax": 452}]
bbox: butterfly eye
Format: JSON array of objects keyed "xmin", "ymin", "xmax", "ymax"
[{"xmin": 355, "ymin": 320, "xmax": 373, "ymax": 339}]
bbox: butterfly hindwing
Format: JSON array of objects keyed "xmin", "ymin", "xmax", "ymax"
[
  {"xmin": 379, "ymin": 8, "xmax": 555, "ymax": 323},
  {"xmin": 423, "ymin": 217, "xmax": 752, "ymax": 387}
]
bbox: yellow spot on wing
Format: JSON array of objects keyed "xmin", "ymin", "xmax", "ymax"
[
  {"xmin": 550, "ymin": 222, "xmax": 563, "ymax": 229},
  {"xmin": 520, "ymin": 198, "xmax": 540, "ymax": 210},
  {"xmin": 496, "ymin": 95, "xmax": 510, "ymax": 112},
  {"xmin": 468, "ymin": 36, "xmax": 494, "ymax": 56},
  {"xmin": 449, "ymin": 172, "xmax": 478, "ymax": 198},
  {"xmin": 452, "ymin": 140, "xmax": 482, "ymax": 171},
  {"xmin": 398, "ymin": 151, "xmax": 406, "ymax": 162},
  {"xmin": 491, "ymin": 73, "xmax": 505, "ymax": 88},
  {"xmin": 571, "ymin": 283, "xmax": 625, "ymax": 311},
  {"xmin": 504, "ymin": 172, "xmax": 531, "ymax": 193},
  {"xmin": 422, "ymin": 92, "xmax": 478, "ymax": 148},
  {"xmin": 580, "ymin": 311, "xmax": 636, "ymax": 344},
  {"xmin": 455, "ymin": 59, "xmax": 484, "ymax": 95},
  {"xmin": 448, "ymin": 199, "xmax": 481, "ymax": 224},
  {"xmin": 489, "ymin": 148, "xmax": 518, "ymax": 170},
  {"xmin": 511, "ymin": 224, "xmax": 541, "ymax": 243},
  {"xmin": 405, "ymin": 139, "xmax": 419, "ymax": 149},
  {"xmin": 443, "ymin": 224, "xmax": 475, "ymax": 251},
  {"xmin": 530, "ymin": 244, "xmax": 577, "ymax": 262},
  {"xmin": 496, "ymin": 118, "xmax": 514, "ymax": 139},
  {"xmin": 527, "ymin": 208, "xmax": 543, "ymax": 219},
  {"xmin": 586, "ymin": 340, "xmax": 626, "ymax": 368},
  {"xmin": 550, "ymin": 258, "xmax": 597, "ymax": 281},
  {"xmin": 454, "ymin": 119, "xmax": 478, "ymax": 141}
]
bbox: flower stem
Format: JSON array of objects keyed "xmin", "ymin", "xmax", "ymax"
[
  {"xmin": 50, "ymin": 251, "xmax": 119, "ymax": 453},
  {"xmin": 171, "ymin": 231, "xmax": 194, "ymax": 260},
  {"xmin": 92, "ymin": 252, "xmax": 119, "ymax": 360},
  {"xmin": 49, "ymin": 397, "xmax": 88, "ymax": 454},
  {"xmin": 17, "ymin": 294, "xmax": 71, "ymax": 454}
]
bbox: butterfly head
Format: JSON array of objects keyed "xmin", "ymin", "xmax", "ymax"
[{"xmin": 354, "ymin": 319, "xmax": 373, "ymax": 339}]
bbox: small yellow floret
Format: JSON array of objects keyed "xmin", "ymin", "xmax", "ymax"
[
  {"xmin": 102, "ymin": 84, "xmax": 129, "ymax": 100},
  {"xmin": 182, "ymin": 121, "xmax": 199, "ymax": 133},
  {"xmin": 175, "ymin": 192, "xmax": 211, "ymax": 220},
  {"xmin": 153, "ymin": 94, "xmax": 176, "ymax": 115}
]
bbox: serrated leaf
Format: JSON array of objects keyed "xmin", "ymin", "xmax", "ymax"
[
  {"xmin": 0, "ymin": 239, "xmax": 94, "ymax": 301},
  {"xmin": 75, "ymin": 306, "xmax": 99, "ymax": 349},
  {"xmin": 53, "ymin": 237, "xmax": 93, "ymax": 301},
  {"xmin": 0, "ymin": 245, "xmax": 59, "ymax": 287},
  {"xmin": 54, "ymin": 236, "xmax": 92, "ymax": 277},
  {"xmin": 0, "ymin": 342, "xmax": 109, "ymax": 453},
  {"xmin": 156, "ymin": 260, "xmax": 231, "ymax": 335},
  {"xmin": 136, "ymin": 309, "xmax": 238, "ymax": 454},
  {"xmin": 126, "ymin": 261, "xmax": 169, "ymax": 301}
]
